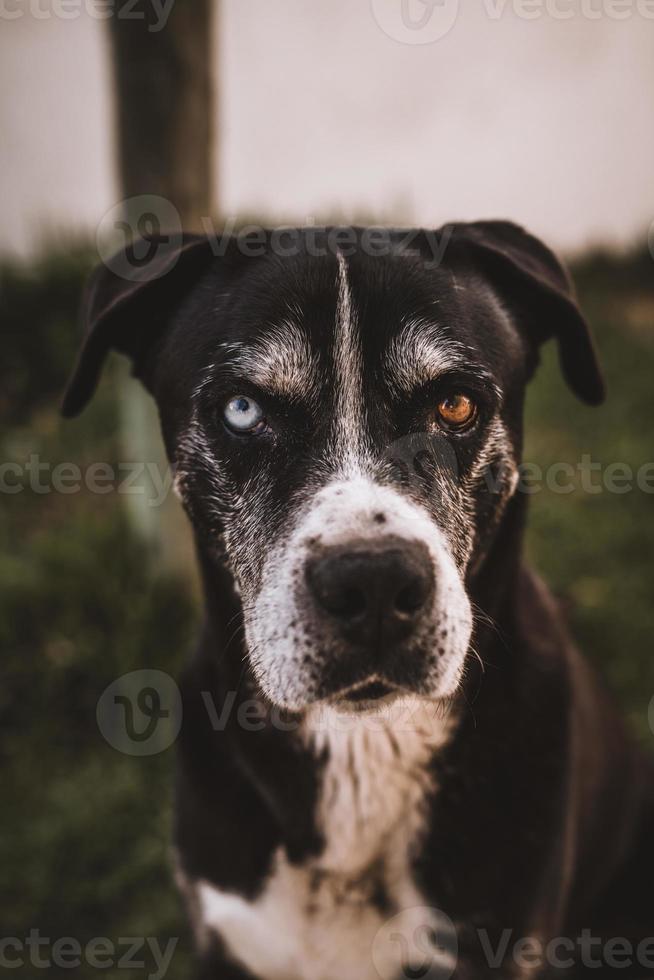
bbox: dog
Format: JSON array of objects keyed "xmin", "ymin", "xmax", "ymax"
[{"xmin": 64, "ymin": 222, "xmax": 654, "ymax": 980}]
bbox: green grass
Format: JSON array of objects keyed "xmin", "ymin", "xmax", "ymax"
[
  {"xmin": 1, "ymin": 239, "xmax": 652, "ymax": 977},
  {"xmin": 524, "ymin": 244, "xmax": 654, "ymax": 739},
  {"xmin": 0, "ymin": 244, "xmax": 196, "ymax": 976}
]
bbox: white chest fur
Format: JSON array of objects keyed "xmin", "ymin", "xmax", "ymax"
[{"xmin": 192, "ymin": 698, "xmax": 454, "ymax": 980}]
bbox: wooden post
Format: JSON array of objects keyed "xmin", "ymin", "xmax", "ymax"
[
  {"xmin": 108, "ymin": 0, "xmax": 215, "ymax": 227},
  {"xmin": 106, "ymin": 0, "xmax": 216, "ymax": 582}
]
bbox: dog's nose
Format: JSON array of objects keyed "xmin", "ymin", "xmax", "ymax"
[{"xmin": 305, "ymin": 539, "xmax": 434, "ymax": 647}]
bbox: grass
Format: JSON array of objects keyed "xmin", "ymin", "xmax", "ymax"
[{"xmin": 524, "ymin": 244, "xmax": 654, "ymax": 739}]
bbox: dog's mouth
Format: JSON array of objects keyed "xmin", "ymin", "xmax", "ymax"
[
  {"xmin": 329, "ymin": 678, "xmax": 399, "ymax": 712},
  {"xmin": 344, "ymin": 680, "xmax": 394, "ymax": 702}
]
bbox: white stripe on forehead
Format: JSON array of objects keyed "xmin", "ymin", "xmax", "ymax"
[
  {"xmin": 385, "ymin": 319, "xmax": 472, "ymax": 395},
  {"xmin": 332, "ymin": 253, "xmax": 369, "ymax": 470},
  {"xmin": 223, "ymin": 321, "xmax": 319, "ymax": 402}
]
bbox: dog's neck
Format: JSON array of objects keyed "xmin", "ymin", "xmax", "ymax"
[
  {"xmin": 300, "ymin": 696, "xmax": 455, "ymax": 875},
  {"xmin": 189, "ymin": 495, "xmax": 527, "ymax": 870}
]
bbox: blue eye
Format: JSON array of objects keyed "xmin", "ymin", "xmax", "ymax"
[{"xmin": 223, "ymin": 395, "xmax": 265, "ymax": 433}]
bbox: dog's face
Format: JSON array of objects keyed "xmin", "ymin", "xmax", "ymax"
[
  {"xmin": 64, "ymin": 223, "xmax": 604, "ymax": 711},
  {"xmin": 169, "ymin": 248, "xmax": 522, "ymax": 710}
]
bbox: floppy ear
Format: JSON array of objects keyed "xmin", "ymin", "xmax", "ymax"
[
  {"xmin": 450, "ymin": 220, "xmax": 605, "ymax": 405},
  {"xmin": 62, "ymin": 233, "xmax": 215, "ymax": 417}
]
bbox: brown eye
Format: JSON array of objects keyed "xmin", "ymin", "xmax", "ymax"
[{"xmin": 436, "ymin": 393, "xmax": 478, "ymax": 430}]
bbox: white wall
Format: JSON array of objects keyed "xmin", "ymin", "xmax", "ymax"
[
  {"xmin": 1, "ymin": 0, "xmax": 653, "ymax": 257},
  {"xmin": 0, "ymin": 10, "xmax": 116, "ymax": 255}
]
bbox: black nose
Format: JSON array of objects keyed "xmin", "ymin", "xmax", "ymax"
[{"xmin": 305, "ymin": 538, "xmax": 434, "ymax": 648}]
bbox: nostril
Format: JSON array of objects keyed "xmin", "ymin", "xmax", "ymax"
[{"xmin": 395, "ymin": 579, "xmax": 429, "ymax": 616}]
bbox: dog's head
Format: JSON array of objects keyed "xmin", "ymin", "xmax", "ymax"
[{"xmin": 64, "ymin": 222, "xmax": 603, "ymax": 711}]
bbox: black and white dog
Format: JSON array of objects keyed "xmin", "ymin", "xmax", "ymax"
[{"xmin": 64, "ymin": 223, "xmax": 653, "ymax": 980}]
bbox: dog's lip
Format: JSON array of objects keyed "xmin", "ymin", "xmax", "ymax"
[
  {"xmin": 343, "ymin": 680, "xmax": 395, "ymax": 702},
  {"xmin": 326, "ymin": 678, "xmax": 401, "ymax": 709}
]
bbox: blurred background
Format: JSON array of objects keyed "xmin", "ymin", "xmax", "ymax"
[{"xmin": 1, "ymin": 1, "xmax": 653, "ymax": 977}]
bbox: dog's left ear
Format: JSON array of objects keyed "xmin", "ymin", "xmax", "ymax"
[
  {"xmin": 450, "ymin": 221, "xmax": 605, "ymax": 405},
  {"xmin": 62, "ymin": 233, "xmax": 215, "ymax": 417}
]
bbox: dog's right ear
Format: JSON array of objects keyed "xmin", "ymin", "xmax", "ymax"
[
  {"xmin": 62, "ymin": 234, "xmax": 215, "ymax": 417},
  {"xmin": 447, "ymin": 221, "xmax": 605, "ymax": 406}
]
